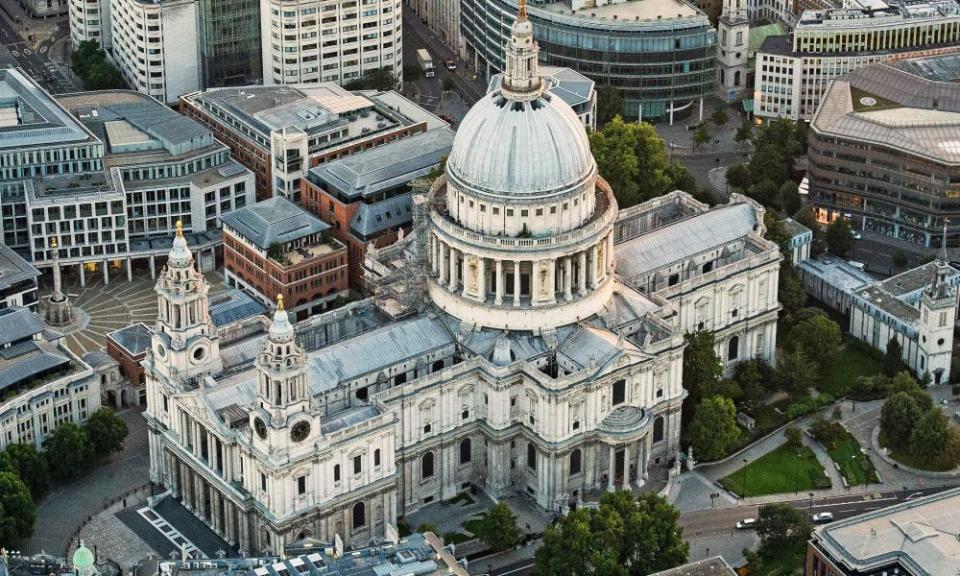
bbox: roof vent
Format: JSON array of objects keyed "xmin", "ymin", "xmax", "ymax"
[{"xmin": 859, "ymin": 96, "xmax": 877, "ymax": 107}]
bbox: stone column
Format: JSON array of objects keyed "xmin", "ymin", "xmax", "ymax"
[
  {"xmin": 448, "ymin": 247, "xmax": 458, "ymax": 291},
  {"xmin": 642, "ymin": 438, "xmax": 650, "ymax": 480},
  {"xmin": 513, "ymin": 260, "xmax": 521, "ymax": 307},
  {"xmin": 578, "ymin": 252, "xmax": 587, "ymax": 295},
  {"xmin": 149, "ymin": 254, "xmax": 156, "ymax": 280},
  {"xmin": 637, "ymin": 441, "xmax": 646, "ymax": 485},
  {"xmin": 531, "ymin": 260, "xmax": 541, "ymax": 303},
  {"xmin": 79, "ymin": 262, "xmax": 86, "ymax": 288},
  {"xmin": 494, "ymin": 259, "xmax": 504, "ymax": 305},
  {"xmin": 210, "ymin": 487, "xmax": 221, "ymax": 533},
  {"xmin": 439, "ymin": 243, "xmax": 448, "ymax": 284},
  {"xmin": 238, "ymin": 511, "xmax": 251, "ymax": 554},
  {"xmin": 564, "ymin": 256, "xmax": 573, "ymax": 300},
  {"xmin": 126, "ymin": 258, "xmax": 133, "ymax": 282},
  {"xmin": 588, "ymin": 246, "xmax": 598, "ymax": 289},
  {"xmin": 545, "ymin": 259, "xmax": 557, "ymax": 303},
  {"xmin": 477, "ymin": 257, "xmax": 486, "ymax": 302},
  {"xmin": 102, "ymin": 260, "xmax": 109, "ymax": 285},
  {"xmin": 607, "ymin": 445, "xmax": 615, "ymax": 491},
  {"xmin": 623, "ymin": 445, "xmax": 631, "ymax": 489}
]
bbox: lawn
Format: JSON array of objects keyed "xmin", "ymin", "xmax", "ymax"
[
  {"xmin": 883, "ymin": 442, "xmax": 959, "ymax": 472},
  {"xmin": 826, "ymin": 436, "xmax": 879, "ymax": 487},
  {"xmin": 820, "ymin": 342, "xmax": 883, "ymax": 397},
  {"xmin": 721, "ymin": 443, "xmax": 831, "ymax": 497}
]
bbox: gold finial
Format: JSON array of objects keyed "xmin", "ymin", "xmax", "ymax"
[
  {"xmin": 518, "ymin": 0, "xmax": 527, "ymax": 20},
  {"xmin": 50, "ymin": 237, "xmax": 57, "ymax": 249},
  {"xmin": 276, "ymin": 293, "xmax": 285, "ymax": 311},
  {"xmin": 175, "ymin": 220, "xmax": 184, "ymax": 238}
]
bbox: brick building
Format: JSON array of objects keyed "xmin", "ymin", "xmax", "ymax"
[
  {"xmin": 105, "ymin": 323, "xmax": 152, "ymax": 403},
  {"xmin": 180, "ymin": 84, "xmax": 447, "ymax": 201},
  {"xmin": 302, "ymin": 128, "xmax": 453, "ymax": 286},
  {"xmin": 221, "ymin": 197, "xmax": 348, "ymax": 320}
]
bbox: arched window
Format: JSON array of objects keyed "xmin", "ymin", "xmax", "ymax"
[
  {"xmin": 728, "ymin": 335, "xmax": 739, "ymax": 361},
  {"xmin": 352, "ymin": 501, "xmax": 366, "ymax": 529},
  {"xmin": 612, "ymin": 379, "xmax": 626, "ymax": 405},
  {"xmin": 734, "ymin": 70, "xmax": 742, "ymax": 87},
  {"xmin": 569, "ymin": 448, "xmax": 582, "ymax": 476},
  {"xmin": 527, "ymin": 443, "xmax": 537, "ymax": 470},
  {"xmin": 653, "ymin": 416, "xmax": 665, "ymax": 443},
  {"xmin": 421, "ymin": 452, "xmax": 435, "ymax": 478},
  {"xmin": 459, "ymin": 438, "xmax": 472, "ymax": 464}
]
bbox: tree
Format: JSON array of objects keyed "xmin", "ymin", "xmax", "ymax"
[
  {"xmin": 785, "ymin": 426, "xmax": 803, "ymax": 449},
  {"xmin": 0, "ymin": 472, "xmax": 35, "ymax": 546},
  {"xmin": 70, "ymin": 39, "xmax": 102, "ymax": 78},
  {"xmin": 779, "ymin": 181, "xmax": 802, "ymax": 216},
  {"xmin": 44, "ymin": 423, "xmax": 92, "ymax": 482},
  {"xmin": 83, "ymin": 408, "xmax": 129, "ymax": 458},
  {"xmin": 692, "ymin": 124, "xmax": 711, "ymax": 150},
  {"xmin": 4, "ymin": 444, "xmax": 49, "ymax": 498},
  {"xmin": 734, "ymin": 121, "xmax": 753, "ymax": 145},
  {"xmin": 711, "ymin": 106, "xmax": 729, "ymax": 128},
  {"xmin": 909, "ymin": 408, "xmax": 952, "ymax": 462},
  {"xmin": 755, "ymin": 503, "xmax": 811, "ymax": 560},
  {"xmin": 533, "ymin": 492, "xmax": 688, "ymax": 576},
  {"xmin": 779, "ymin": 267, "xmax": 807, "ymax": 315},
  {"xmin": 689, "ymin": 396, "xmax": 741, "ymax": 461},
  {"xmin": 883, "ymin": 337, "xmax": 905, "ymax": 377},
  {"xmin": 892, "ymin": 250, "xmax": 908, "ymax": 269},
  {"xmin": 748, "ymin": 179, "xmax": 781, "ymax": 209},
  {"xmin": 84, "ymin": 59, "xmax": 126, "ymax": 90},
  {"xmin": 826, "ymin": 218, "xmax": 855, "ymax": 257},
  {"xmin": 880, "ymin": 391, "xmax": 927, "ymax": 449},
  {"xmin": 597, "ymin": 85, "xmax": 623, "ymax": 127},
  {"xmin": 786, "ymin": 311, "xmax": 842, "ymax": 367},
  {"xmin": 776, "ymin": 346, "xmax": 818, "ymax": 395},
  {"xmin": 477, "ymin": 503, "xmax": 521, "ymax": 552},
  {"xmin": 726, "ymin": 164, "xmax": 751, "ymax": 192},
  {"xmin": 733, "ymin": 359, "xmax": 768, "ymax": 411},
  {"xmin": 682, "ymin": 331, "xmax": 722, "ymax": 409},
  {"xmin": 441, "ymin": 76, "xmax": 455, "ymax": 92}
]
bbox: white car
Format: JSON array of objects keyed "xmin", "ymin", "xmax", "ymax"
[
  {"xmin": 850, "ymin": 230, "xmax": 862, "ymax": 240},
  {"xmin": 736, "ymin": 518, "xmax": 756, "ymax": 530},
  {"xmin": 812, "ymin": 512, "xmax": 835, "ymax": 523}
]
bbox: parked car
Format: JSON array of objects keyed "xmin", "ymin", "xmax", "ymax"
[
  {"xmin": 850, "ymin": 230, "xmax": 862, "ymax": 240},
  {"xmin": 736, "ymin": 518, "xmax": 756, "ymax": 530},
  {"xmin": 812, "ymin": 512, "xmax": 835, "ymax": 523},
  {"xmin": 445, "ymin": 59, "xmax": 457, "ymax": 71}
]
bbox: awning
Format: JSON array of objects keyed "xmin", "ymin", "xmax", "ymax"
[{"xmin": 741, "ymin": 99, "xmax": 755, "ymax": 113}]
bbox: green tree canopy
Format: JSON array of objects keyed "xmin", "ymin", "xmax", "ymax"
[
  {"xmin": 726, "ymin": 164, "xmax": 751, "ymax": 192},
  {"xmin": 597, "ymin": 85, "xmax": 623, "ymax": 127},
  {"xmin": 343, "ymin": 67, "xmax": 396, "ymax": 91},
  {"xmin": 534, "ymin": 492, "xmax": 688, "ymax": 576},
  {"xmin": 476, "ymin": 502, "xmax": 521, "ymax": 552},
  {"xmin": 892, "ymin": 250, "xmax": 909, "ymax": 269},
  {"xmin": 682, "ymin": 331, "xmax": 722, "ymax": 409},
  {"xmin": 0, "ymin": 472, "xmax": 35, "ymax": 547},
  {"xmin": 689, "ymin": 396, "xmax": 741, "ymax": 461},
  {"xmin": 44, "ymin": 423, "xmax": 92, "ymax": 482},
  {"xmin": 883, "ymin": 337, "xmax": 905, "ymax": 377},
  {"xmin": 826, "ymin": 218, "xmax": 855, "ymax": 257},
  {"xmin": 908, "ymin": 407, "xmax": 953, "ymax": 462},
  {"xmin": 880, "ymin": 391, "xmax": 929, "ymax": 449},
  {"xmin": 786, "ymin": 311, "xmax": 842, "ymax": 367},
  {"xmin": 779, "ymin": 267, "xmax": 807, "ymax": 315},
  {"xmin": 734, "ymin": 121, "xmax": 753, "ymax": 144},
  {"xmin": 776, "ymin": 346, "xmax": 818, "ymax": 395},
  {"xmin": 83, "ymin": 408, "xmax": 129, "ymax": 458},
  {"xmin": 779, "ymin": 181, "xmax": 802, "ymax": 216},
  {"xmin": 692, "ymin": 124, "xmax": 711, "ymax": 150},
  {"xmin": 733, "ymin": 359, "xmax": 770, "ymax": 411},
  {"xmin": 4, "ymin": 443, "xmax": 49, "ymax": 498},
  {"xmin": 711, "ymin": 106, "xmax": 729, "ymax": 128},
  {"xmin": 756, "ymin": 503, "xmax": 811, "ymax": 558}
]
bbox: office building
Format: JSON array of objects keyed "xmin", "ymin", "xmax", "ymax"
[
  {"xmin": 221, "ymin": 197, "xmax": 349, "ymax": 319},
  {"xmin": 260, "ymin": 0, "xmax": 402, "ymax": 87},
  {"xmin": 808, "ymin": 55, "xmax": 960, "ymax": 252},
  {"xmin": 180, "ymin": 84, "xmax": 445, "ymax": 201},
  {"xmin": 0, "ymin": 243, "xmax": 40, "ymax": 311},
  {"xmin": 302, "ymin": 127, "xmax": 454, "ymax": 286},
  {"xmin": 460, "ymin": 0, "xmax": 716, "ymax": 123},
  {"xmin": 755, "ymin": 0, "xmax": 960, "ymax": 120},
  {"xmin": 489, "ymin": 65, "xmax": 597, "ymax": 130},
  {"xmin": 807, "ymin": 486, "xmax": 960, "ymax": 575}
]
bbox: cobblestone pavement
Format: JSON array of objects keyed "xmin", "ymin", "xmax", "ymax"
[
  {"xmin": 78, "ymin": 507, "xmax": 156, "ymax": 570},
  {"xmin": 23, "ymin": 409, "xmax": 150, "ymax": 556},
  {"xmin": 40, "ymin": 269, "xmax": 226, "ymax": 357}
]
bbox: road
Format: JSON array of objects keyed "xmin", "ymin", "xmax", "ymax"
[
  {"xmin": 0, "ymin": 3, "xmax": 76, "ymax": 93},
  {"xmin": 469, "ymin": 484, "xmax": 959, "ymax": 575}
]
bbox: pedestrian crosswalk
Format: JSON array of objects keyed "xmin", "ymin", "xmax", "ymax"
[{"xmin": 138, "ymin": 506, "xmax": 205, "ymax": 559}]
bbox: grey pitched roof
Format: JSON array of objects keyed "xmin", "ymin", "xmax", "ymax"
[
  {"xmin": 307, "ymin": 315, "xmax": 453, "ymax": 391},
  {"xmin": 221, "ymin": 197, "xmax": 329, "ymax": 249},
  {"xmin": 0, "ymin": 352, "xmax": 70, "ymax": 392},
  {"xmin": 108, "ymin": 323, "xmax": 153, "ymax": 356},
  {"xmin": 308, "ymin": 128, "xmax": 453, "ymax": 200},
  {"xmin": 0, "ymin": 243, "xmax": 39, "ymax": 291},
  {"xmin": 615, "ymin": 202, "xmax": 758, "ymax": 280},
  {"xmin": 320, "ymin": 405, "xmax": 381, "ymax": 434},
  {"xmin": 82, "ymin": 350, "xmax": 117, "ymax": 368},
  {"xmin": 0, "ymin": 307, "xmax": 45, "ymax": 347},
  {"xmin": 349, "ymin": 193, "xmax": 413, "ymax": 238}
]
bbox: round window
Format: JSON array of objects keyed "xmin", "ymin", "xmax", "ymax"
[
  {"xmin": 192, "ymin": 346, "xmax": 206, "ymax": 363},
  {"xmin": 291, "ymin": 421, "xmax": 311, "ymax": 442},
  {"xmin": 254, "ymin": 417, "xmax": 267, "ymax": 439},
  {"xmin": 155, "ymin": 344, "xmax": 166, "ymax": 358},
  {"xmin": 938, "ymin": 338, "xmax": 945, "ymax": 346}
]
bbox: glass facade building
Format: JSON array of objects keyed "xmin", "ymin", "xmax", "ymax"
[
  {"xmin": 198, "ymin": 0, "xmax": 263, "ymax": 87},
  {"xmin": 460, "ymin": 0, "xmax": 716, "ymax": 122}
]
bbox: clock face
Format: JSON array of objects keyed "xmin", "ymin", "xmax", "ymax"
[
  {"xmin": 254, "ymin": 417, "xmax": 267, "ymax": 439},
  {"xmin": 291, "ymin": 421, "xmax": 311, "ymax": 442},
  {"xmin": 155, "ymin": 344, "xmax": 166, "ymax": 358}
]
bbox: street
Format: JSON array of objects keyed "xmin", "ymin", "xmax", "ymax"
[{"xmin": 0, "ymin": 0, "xmax": 76, "ymax": 93}]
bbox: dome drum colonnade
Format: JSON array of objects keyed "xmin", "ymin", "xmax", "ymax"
[{"xmin": 424, "ymin": 0, "xmax": 618, "ymax": 332}]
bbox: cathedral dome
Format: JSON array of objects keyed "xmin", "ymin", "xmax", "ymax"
[{"xmin": 445, "ymin": 92, "xmax": 595, "ymax": 199}]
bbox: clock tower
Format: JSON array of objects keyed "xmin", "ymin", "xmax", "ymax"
[
  {"xmin": 250, "ymin": 295, "xmax": 319, "ymax": 453},
  {"xmin": 148, "ymin": 220, "xmax": 222, "ymax": 391},
  {"xmin": 717, "ymin": 0, "xmax": 749, "ymax": 99}
]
